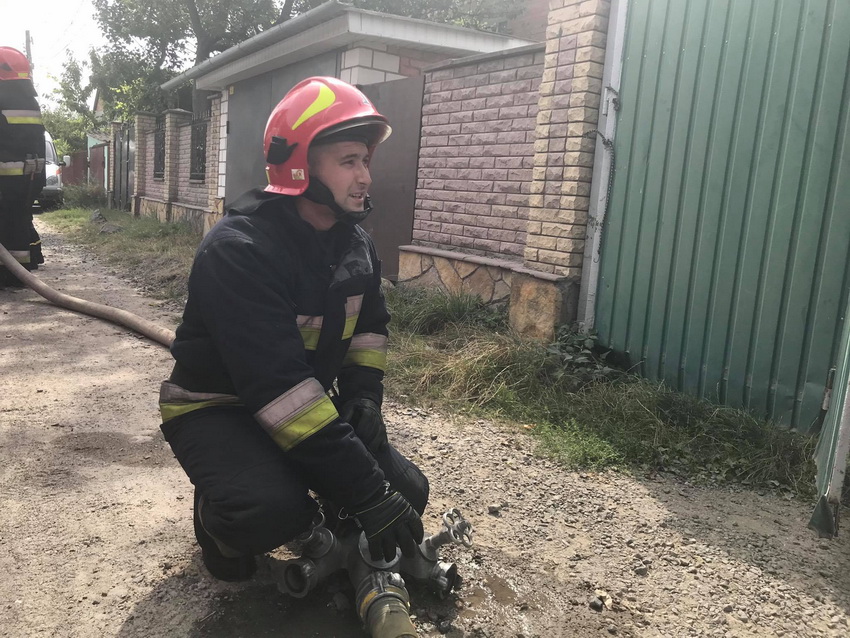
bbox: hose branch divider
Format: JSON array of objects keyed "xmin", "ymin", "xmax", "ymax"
[
  {"xmin": 0, "ymin": 240, "xmax": 176, "ymax": 348},
  {"xmin": 275, "ymin": 507, "xmax": 474, "ymax": 638}
]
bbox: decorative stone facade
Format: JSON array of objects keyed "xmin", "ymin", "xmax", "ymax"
[{"xmin": 399, "ymin": 246, "xmax": 514, "ymax": 305}]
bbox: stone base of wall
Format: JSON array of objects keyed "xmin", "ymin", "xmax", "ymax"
[
  {"xmin": 398, "ymin": 245, "xmax": 578, "ymax": 340},
  {"xmin": 171, "ymin": 203, "xmax": 209, "ymax": 235},
  {"xmin": 135, "ymin": 197, "xmax": 216, "ymax": 235},
  {"xmin": 508, "ymin": 272, "xmax": 579, "ymax": 341},
  {"xmin": 399, "ymin": 246, "xmax": 513, "ymax": 305},
  {"xmin": 136, "ymin": 197, "xmax": 169, "ymax": 223}
]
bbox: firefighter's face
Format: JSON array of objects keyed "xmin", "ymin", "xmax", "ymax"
[{"xmin": 309, "ymin": 141, "xmax": 372, "ymax": 213}]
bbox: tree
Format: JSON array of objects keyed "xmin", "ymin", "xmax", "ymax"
[
  {"xmin": 89, "ymin": 46, "xmax": 176, "ymax": 121},
  {"xmin": 89, "ymin": 0, "xmax": 523, "ymax": 117},
  {"xmin": 284, "ymin": 0, "xmax": 521, "ymax": 33},
  {"xmin": 42, "ymin": 57, "xmax": 101, "ymax": 156},
  {"xmin": 40, "ymin": 108, "xmax": 90, "ymax": 157}
]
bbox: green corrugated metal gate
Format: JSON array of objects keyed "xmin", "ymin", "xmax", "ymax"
[{"xmin": 595, "ymin": 0, "xmax": 850, "ymax": 431}]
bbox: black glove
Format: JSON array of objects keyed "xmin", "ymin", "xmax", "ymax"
[
  {"xmin": 340, "ymin": 397, "xmax": 388, "ymax": 455},
  {"xmin": 354, "ymin": 483, "xmax": 424, "ymax": 562}
]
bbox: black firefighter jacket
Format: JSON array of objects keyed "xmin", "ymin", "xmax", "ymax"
[
  {"xmin": 0, "ymin": 78, "xmax": 45, "ymax": 185},
  {"xmin": 160, "ymin": 189, "xmax": 390, "ymax": 509}
]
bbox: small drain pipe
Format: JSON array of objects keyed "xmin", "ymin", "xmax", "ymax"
[
  {"xmin": 276, "ymin": 509, "xmax": 473, "ymax": 638},
  {"xmin": 0, "ymin": 241, "xmax": 175, "ymax": 347}
]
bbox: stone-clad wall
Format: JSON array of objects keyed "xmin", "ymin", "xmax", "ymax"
[{"xmin": 413, "ymin": 44, "xmax": 545, "ymax": 262}]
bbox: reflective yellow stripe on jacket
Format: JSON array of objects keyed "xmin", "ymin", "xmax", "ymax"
[
  {"xmin": 343, "ymin": 294, "xmax": 364, "ymax": 340},
  {"xmin": 0, "ymin": 161, "xmax": 25, "ymax": 176},
  {"xmin": 342, "ymin": 332, "xmax": 388, "ymax": 372},
  {"xmin": 296, "ymin": 314, "xmax": 323, "ymax": 350},
  {"xmin": 0, "ymin": 109, "xmax": 42, "ymax": 124},
  {"xmin": 159, "ymin": 381, "xmax": 242, "ymax": 423},
  {"xmin": 296, "ymin": 293, "xmax": 365, "ymax": 350},
  {"xmin": 254, "ymin": 378, "xmax": 338, "ymax": 450}
]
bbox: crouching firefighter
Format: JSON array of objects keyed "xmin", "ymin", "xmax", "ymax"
[
  {"xmin": 159, "ymin": 76, "xmax": 429, "ymax": 582},
  {"xmin": 0, "ymin": 46, "xmax": 45, "ymax": 288}
]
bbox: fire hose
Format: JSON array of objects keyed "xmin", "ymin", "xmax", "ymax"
[
  {"xmin": 0, "ymin": 240, "xmax": 175, "ymax": 348},
  {"xmin": 2, "ymin": 239, "xmax": 474, "ymax": 638}
]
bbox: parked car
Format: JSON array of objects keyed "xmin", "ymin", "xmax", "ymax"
[{"xmin": 34, "ymin": 131, "xmax": 66, "ymax": 210}]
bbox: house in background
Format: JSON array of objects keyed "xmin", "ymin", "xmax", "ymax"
[{"xmin": 124, "ymin": 0, "xmax": 537, "ymax": 279}]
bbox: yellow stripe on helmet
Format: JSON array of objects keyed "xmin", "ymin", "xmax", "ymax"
[{"xmin": 291, "ymin": 84, "xmax": 336, "ymax": 130}]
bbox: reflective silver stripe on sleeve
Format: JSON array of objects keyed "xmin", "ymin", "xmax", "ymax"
[
  {"xmin": 349, "ymin": 332, "xmax": 388, "ymax": 353},
  {"xmin": 254, "ymin": 377, "xmax": 330, "ymax": 432},
  {"xmin": 159, "ymin": 381, "xmax": 240, "ymax": 404}
]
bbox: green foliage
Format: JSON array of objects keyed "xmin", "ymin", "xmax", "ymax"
[
  {"xmin": 290, "ymin": 0, "xmax": 522, "ymax": 33},
  {"xmin": 40, "ymin": 109, "xmax": 90, "ymax": 157},
  {"xmin": 384, "ymin": 285, "xmax": 506, "ymax": 334},
  {"xmin": 64, "ymin": 183, "xmax": 108, "ymax": 209},
  {"xmin": 89, "ymin": 47, "xmax": 176, "ymax": 121},
  {"xmin": 385, "ymin": 284, "xmax": 818, "ymax": 497}
]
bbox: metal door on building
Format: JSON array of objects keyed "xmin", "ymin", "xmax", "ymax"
[
  {"xmin": 360, "ymin": 76, "xmax": 424, "ymax": 280},
  {"xmin": 112, "ymin": 123, "xmax": 135, "ymax": 211},
  {"xmin": 594, "ymin": 0, "xmax": 850, "ymax": 431}
]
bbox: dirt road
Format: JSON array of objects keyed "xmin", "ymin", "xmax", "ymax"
[{"xmin": 1, "ymin": 221, "xmax": 849, "ymax": 637}]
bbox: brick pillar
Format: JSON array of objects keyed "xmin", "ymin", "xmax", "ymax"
[
  {"xmin": 164, "ymin": 109, "xmax": 193, "ymax": 205},
  {"xmin": 133, "ymin": 113, "xmax": 157, "ymax": 215},
  {"xmin": 524, "ymin": 0, "xmax": 610, "ymax": 278},
  {"xmin": 108, "ymin": 121, "xmax": 122, "ymax": 197}
]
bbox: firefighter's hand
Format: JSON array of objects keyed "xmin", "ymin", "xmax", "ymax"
[
  {"xmin": 354, "ymin": 483, "xmax": 424, "ymax": 562},
  {"xmin": 340, "ymin": 397, "xmax": 388, "ymax": 455}
]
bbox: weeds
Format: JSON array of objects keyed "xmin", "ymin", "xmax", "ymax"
[
  {"xmin": 39, "ymin": 207, "xmax": 199, "ymax": 303},
  {"xmin": 385, "ymin": 284, "xmax": 818, "ymax": 497},
  {"xmin": 63, "ymin": 182, "xmax": 108, "ymax": 208},
  {"xmin": 35, "ymin": 207, "xmax": 818, "ymax": 496}
]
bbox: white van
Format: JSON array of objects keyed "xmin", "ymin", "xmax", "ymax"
[{"xmin": 35, "ymin": 131, "xmax": 65, "ymax": 210}]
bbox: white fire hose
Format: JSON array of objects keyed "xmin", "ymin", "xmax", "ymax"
[{"xmin": 0, "ymin": 241, "xmax": 175, "ymax": 348}]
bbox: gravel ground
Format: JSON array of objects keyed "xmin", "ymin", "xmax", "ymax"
[{"xmin": 0, "ymin": 220, "xmax": 848, "ymax": 637}]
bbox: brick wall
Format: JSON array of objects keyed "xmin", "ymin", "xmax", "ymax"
[
  {"xmin": 412, "ymin": 44, "xmax": 544, "ymax": 262},
  {"xmin": 524, "ymin": 0, "xmax": 610, "ymax": 277},
  {"xmin": 141, "ymin": 129, "xmax": 166, "ymax": 202},
  {"xmin": 176, "ymin": 123, "xmax": 206, "ymax": 207},
  {"xmin": 339, "ymin": 44, "xmax": 446, "ymax": 85},
  {"xmin": 132, "ymin": 96, "xmax": 222, "ymax": 232}
]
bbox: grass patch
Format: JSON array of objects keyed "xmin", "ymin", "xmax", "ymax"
[
  {"xmin": 34, "ymin": 211, "xmax": 818, "ymax": 496},
  {"xmin": 39, "ymin": 207, "xmax": 199, "ymax": 303},
  {"xmin": 385, "ymin": 286, "xmax": 818, "ymax": 497}
]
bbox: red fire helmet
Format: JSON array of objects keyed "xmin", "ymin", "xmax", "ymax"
[
  {"xmin": 0, "ymin": 47, "xmax": 32, "ymax": 81},
  {"xmin": 263, "ymin": 76, "xmax": 391, "ymax": 196}
]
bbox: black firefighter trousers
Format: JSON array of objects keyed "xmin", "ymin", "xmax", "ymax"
[{"xmin": 161, "ymin": 405, "xmax": 429, "ymax": 556}]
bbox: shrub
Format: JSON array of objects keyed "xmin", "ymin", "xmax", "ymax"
[{"xmin": 64, "ymin": 182, "xmax": 108, "ymax": 208}]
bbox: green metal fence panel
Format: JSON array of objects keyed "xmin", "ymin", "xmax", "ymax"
[{"xmin": 596, "ymin": 0, "xmax": 850, "ymax": 431}]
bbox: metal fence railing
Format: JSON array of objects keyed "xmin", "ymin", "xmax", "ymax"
[{"xmin": 153, "ymin": 117, "xmax": 165, "ymax": 179}]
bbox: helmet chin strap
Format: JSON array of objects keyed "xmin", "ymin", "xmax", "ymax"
[{"xmin": 303, "ymin": 178, "xmax": 372, "ymax": 225}]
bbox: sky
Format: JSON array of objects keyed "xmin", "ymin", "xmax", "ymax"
[{"xmin": 0, "ymin": 0, "xmax": 107, "ymax": 107}]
